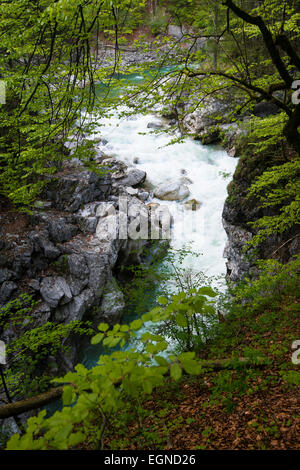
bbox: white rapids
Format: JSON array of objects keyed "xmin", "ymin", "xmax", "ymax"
[{"xmin": 94, "ymin": 111, "xmax": 237, "ymax": 281}]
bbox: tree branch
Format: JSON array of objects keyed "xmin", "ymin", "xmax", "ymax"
[
  {"xmin": 223, "ymin": 0, "xmax": 292, "ymax": 87},
  {"xmin": 0, "ymin": 356, "xmax": 268, "ymax": 420}
]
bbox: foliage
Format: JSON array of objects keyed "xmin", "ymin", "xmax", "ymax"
[
  {"xmin": 0, "ymin": 294, "xmax": 93, "ymax": 399},
  {"xmin": 155, "ymin": 287, "xmax": 218, "ymax": 354},
  {"xmin": 147, "ymin": 8, "xmax": 168, "ymax": 35},
  {"xmin": 119, "ymin": 244, "xmax": 219, "ymax": 353},
  {"xmin": 246, "ymin": 158, "xmax": 300, "ymax": 248},
  {"xmin": 243, "ymin": 113, "xmax": 288, "ymax": 154},
  {"xmin": 6, "ymin": 288, "xmax": 212, "ymax": 449},
  {"xmin": 0, "ymin": 0, "xmax": 146, "ymax": 208},
  {"xmin": 4, "ymin": 253, "xmax": 300, "ymax": 450}
]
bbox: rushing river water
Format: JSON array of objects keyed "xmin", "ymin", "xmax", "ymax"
[
  {"xmin": 80, "ymin": 106, "xmax": 237, "ymax": 367},
  {"xmin": 45, "ymin": 86, "xmax": 237, "ymax": 415}
]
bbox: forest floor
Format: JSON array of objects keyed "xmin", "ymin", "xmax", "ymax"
[{"xmin": 98, "ymin": 293, "xmax": 300, "ymax": 450}]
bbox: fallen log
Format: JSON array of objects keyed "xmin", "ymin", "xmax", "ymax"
[
  {"xmin": 0, "ymin": 387, "xmax": 63, "ymax": 420},
  {"xmin": 0, "ymin": 356, "xmax": 268, "ymax": 420}
]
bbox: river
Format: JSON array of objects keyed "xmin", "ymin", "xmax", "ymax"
[{"xmin": 80, "ymin": 103, "xmax": 237, "ymax": 367}]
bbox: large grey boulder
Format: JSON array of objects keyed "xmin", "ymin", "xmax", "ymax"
[
  {"xmin": 44, "ymin": 170, "xmax": 112, "ymax": 213},
  {"xmin": 29, "ymin": 230, "xmax": 61, "ymax": 260},
  {"xmin": 167, "ymin": 24, "xmax": 187, "ymax": 39},
  {"xmin": 67, "ymin": 254, "xmax": 89, "ymax": 279},
  {"xmin": 183, "ymin": 97, "xmax": 236, "ymax": 135},
  {"xmin": 154, "ymin": 180, "xmax": 190, "ymax": 201},
  {"xmin": 40, "ymin": 276, "xmax": 73, "ymax": 308},
  {"xmin": 116, "ymin": 168, "xmax": 146, "ymax": 187},
  {"xmin": 54, "ymin": 288, "xmax": 94, "ymax": 323},
  {"xmin": 48, "ymin": 218, "xmax": 78, "ymax": 244},
  {"xmin": 222, "ymin": 219, "xmax": 253, "ymax": 282}
]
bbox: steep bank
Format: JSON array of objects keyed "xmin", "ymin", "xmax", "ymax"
[{"xmin": 0, "ymin": 158, "xmax": 153, "ymax": 372}]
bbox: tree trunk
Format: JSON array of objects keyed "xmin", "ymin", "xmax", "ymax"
[{"xmin": 284, "ymin": 104, "xmax": 300, "ymax": 157}]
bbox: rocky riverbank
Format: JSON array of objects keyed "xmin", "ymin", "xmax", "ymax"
[{"xmin": 0, "ymin": 156, "xmax": 162, "ymax": 369}]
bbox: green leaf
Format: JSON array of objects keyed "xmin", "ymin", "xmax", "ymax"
[
  {"xmin": 130, "ymin": 319, "xmax": 143, "ymax": 331},
  {"xmin": 197, "ymin": 287, "xmax": 217, "ymax": 297},
  {"xmin": 155, "ymin": 356, "xmax": 169, "ymax": 367},
  {"xmin": 175, "ymin": 313, "xmax": 188, "ymax": 327},
  {"xmin": 62, "ymin": 386, "xmax": 76, "ymax": 406},
  {"xmin": 158, "ymin": 296, "xmax": 168, "ymax": 305},
  {"xmin": 91, "ymin": 332, "xmax": 104, "ymax": 345},
  {"xmin": 170, "ymin": 363, "xmax": 182, "ymax": 381},
  {"xmin": 97, "ymin": 323, "xmax": 109, "ymax": 332},
  {"xmin": 180, "ymin": 359, "xmax": 201, "ymax": 375},
  {"xmin": 68, "ymin": 432, "xmax": 85, "ymax": 447}
]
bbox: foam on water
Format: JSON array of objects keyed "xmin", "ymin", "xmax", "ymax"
[{"xmin": 94, "ymin": 110, "xmax": 237, "ymax": 279}]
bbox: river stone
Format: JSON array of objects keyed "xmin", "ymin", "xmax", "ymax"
[
  {"xmin": 147, "ymin": 122, "xmax": 164, "ymax": 130},
  {"xmin": 126, "ymin": 186, "xmax": 139, "ymax": 196},
  {"xmin": 184, "ymin": 199, "xmax": 202, "ymax": 211},
  {"xmin": 40, "ymin": 276, "xmax": 73, "ymax": 307},
  {"xmin": 154, "ymin": 180, "xmax": 190, "ymax": 201},
  {"xmin": 116, "ymin": 169, "xmax": 146, "ymax": 187},
  {"xmin": 147, "ymin": 202, "xmax": 160, "ymax": 211},
  {"xmin": 137, "ymin": 191, "xmax": 149, "ymax": 202}
]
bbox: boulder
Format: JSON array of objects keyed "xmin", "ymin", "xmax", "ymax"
[
  {"xmin": 48, "ymin": 218, "xmax": 77, "ymax": 244},
  {"xmin": 0, "ymin": 281, "xmax": 18, "ymax": 305},
  {"xmin": 67, "ymin": 254, "xmax": 89, "ymax": 279},
  {"xmin": 167, "ymin": 24, "xmax": 187, "ymax": 39},
  {"xmin": 126, "ymin": 187, "xmax": 139, "ymax": 196},
  {"xmin": 147, "ymin": 122, "xmax": 164, "ymax": 130},
  {"xmin": 154, "ymin": 180, "xmax": 190, "ymax": 201},
  {"xmin": 184, "ymin": 199, "xmax": 202, "ymax": 211},
  {"xmin": 137, "ymin": 191, "xmax": 149, "ymax": 202},
  {"xmin": 40, "ymin": 276, "xmax": 73, "ymax": 308},
  {"xmin": 116, "ymin": 169, "xmax": 146, "ymax": 187},
  {"xmin": 54, "ymin": 288, "xmax": 94, "ymax": 323}
]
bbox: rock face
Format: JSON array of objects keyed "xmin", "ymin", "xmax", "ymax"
[
  {"xmin": 154, "ymin": 179, "xmax": 191, "ymax": 201},
  {"xmin": 182, "ymin": 97, "xmax": 234, "ymax": 135},
  {"xmin": 0, "ymin": 160, "xmax": 153, "ymax": 371},
  {"xmin": 97, "ymin": 277, "xmax": 125, "ymax": 325},
  {"xmin": 222, "ymin": 150, "xmax": 300, "ymax": 281},
  {"xmin": 222, "ymin": 219, "xmax": 253, "ymax": 281}
]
